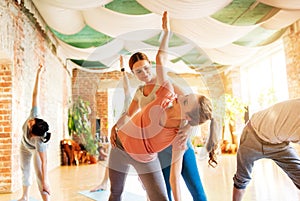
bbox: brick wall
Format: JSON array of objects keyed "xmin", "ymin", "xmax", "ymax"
[
  {"xmin": 72, "ymin": 69, "xmax": 123, "ymax": 137},
  {"xmin": 72, "ymin": 69, "xmax": 99, "ymax": 134},
  {"xmin": 0, "ymin": 63, "xmax": 12, "ymax": 192},
  {"xmin": 96, "ymin": 91, "xmax": 108, "ymax": 135},
  {"xmin": 0, "ymin": 1, "xmax": 69, "ymax": 193},
  {"xmin": 283, "ymin": 21, "xmax": 300, "ymax": 99}
]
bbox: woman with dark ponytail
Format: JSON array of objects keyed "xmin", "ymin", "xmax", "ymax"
[
  {"xmin": 31, "ymin": 118, "xmax": 51, "ymax": 143},
  {"xmin": 18, "ymin": 65, "xmax": 51, "ymax": 201}
]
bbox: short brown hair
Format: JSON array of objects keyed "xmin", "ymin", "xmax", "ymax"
[{"xmin": 128, "ymin": 52, "xmax": 150, "ymax": 70}]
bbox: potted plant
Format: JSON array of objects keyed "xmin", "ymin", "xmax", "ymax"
[
  {"xmin": 223, "ymin": 94, "xmax": 247, "ymax": 133},
  {"xmin": 68, "ymin": 97, "xmax": 98, "ymax": 162},
  {"xmin": 215, "ymin": 94, "xmax": 247, "ymax": 153},
  {"xmin": 191, "ymin": 135, "xmax": 205, "ymax": 155}
]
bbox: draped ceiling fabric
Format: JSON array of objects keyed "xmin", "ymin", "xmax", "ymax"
[{"xmin": 24, "ymin": 0, "xmax": 300, "ymax": 74}]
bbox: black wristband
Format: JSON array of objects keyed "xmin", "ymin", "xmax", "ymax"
[{"xmin": 121, "ymin": 68, "xmax": 125, "ymax": 72}]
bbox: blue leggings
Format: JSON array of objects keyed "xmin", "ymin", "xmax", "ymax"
[{"xmin": 158, "ymin": 140, "xmax": 207, "ymax": 201}]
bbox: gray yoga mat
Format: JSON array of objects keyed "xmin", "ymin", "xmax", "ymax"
[
  {"xmin": 79, "ymin": 190, "xmax": 146, "ymax": 201},
  {"xmin": 11, "ymin": 197, "xmax": 40, "ymax": 201}
]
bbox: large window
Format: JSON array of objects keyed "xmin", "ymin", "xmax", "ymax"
[{"xmin": 240, "ymin": 41, "xmax": 289, "ymax": 115}]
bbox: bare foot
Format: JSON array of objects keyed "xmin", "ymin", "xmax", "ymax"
[
  {"xmin": 90, "ymin": 184, "xmax": 107, "ymax": 192},
  {"xmin": 17, "ymin": 197, "xmax": 28, "ymax": 201}
]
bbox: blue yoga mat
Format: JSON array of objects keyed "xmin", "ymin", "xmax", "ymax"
[{"xmin": 79, "ymin": 190, "xmax": 146, "ymax": 201}]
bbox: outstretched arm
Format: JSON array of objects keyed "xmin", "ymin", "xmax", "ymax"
[
  {"xmin": 111, "ymin": 56, "xmax": 136, "ymax": 147},
  {"xmin": 170, "ymin": 149, "xmax": 184, "ymax": 201},
  {"xmin": 156, "ymin": 11, "xmax": 170, "ymax": 86},
  {"xmin": 170, "ymin": 124, "xmax": 190, "ymax": 201},
  {"xmin": 32, "ymin": 64, "xmax": 44, "ymax": 108},
  {"xmin": 38, "ymin": 151, "xmax": 51, "ymax": 197}
]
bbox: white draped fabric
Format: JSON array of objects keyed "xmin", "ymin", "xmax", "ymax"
[
  {"xmin": 136, "ymin": 0, "xmax": 232, "ymax": 19},
  {"xmin": 39, "ymin": 0, "xmax": 112, "ymax": 10},
  {"xmin": 57, "ymin": 36, "xmax": 196, "ymax": 66},
  {"xmin": 202, "ymin": 40, "xmax": 282, "ymax": 66},
  {"xmin": 171, "ymin": 17, "xmax": 259, "ymax": 48},
  {"xmin": 32, "ymin": 0, "xmax": 85, "ymax": 34},
  {"xmin": 65, "ymin": 51, "xmax": 198, "ymax": 75},
  {"xmin": 203, "ymin": 44, "xmax": 260, "ymax": 66},
  {"xmin": 25, "ymin": 0, "xmax": 300, "ymax": 70},
  {"xmin": 258, "ymin": 0, "xmax": 300, "ymax": 10},
  {"xmin": 57, "ymin": 39, "xmax": 98, "ymax": 60},
  {"xmin": 117, "ymin": 29, "xmax": 161, "ymax": 41},
  {"xmin": 82, "ymin": 7, "xmax": 161, "ymax": 37},
  {"xmin": 123, "ymin": 40, "xmax": 195, "ymax": 58},
  {"xmin": 261, "ymin": 9, "xmax": 300, "ymax": 30}
]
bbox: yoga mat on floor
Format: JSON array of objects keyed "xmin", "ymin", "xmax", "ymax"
[
  {"xmin": 11, "ymin": 197, "xmax": 40, "ymax": 201},
  {"xmin": 79, "ymin": 190, "xmax": 145, "ymax": 201}
]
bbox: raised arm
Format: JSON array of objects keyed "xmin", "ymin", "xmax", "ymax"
[
  {"xmin": 110, "ymin": 56, "xmax": 138, "ymax": 147},
  {"xmin": 120, "ymin": 55, "xmax": 131, "ymax": 101},
  {"xmin": 156, "ymin": 11, "xmax": 170, "ymax": 86},
  {"xmin": 32, "ymin": 64, "xmax": 43, "ymax": 108},
  {"xmin": 116, "ymin": 55, "xmax": 134, "ymax": 131}
]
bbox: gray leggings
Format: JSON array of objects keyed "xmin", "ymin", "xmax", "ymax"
[
  {"xmin": 108, "ymin": 147, "xmax": 168, "ymax": 201},
  {"xmin": 233, "ymin": 122, "xmax": 300, "ymax": 189},
  {"xmin": 20, "ymin": 143, "xmax": 44, "ymax": 191}
]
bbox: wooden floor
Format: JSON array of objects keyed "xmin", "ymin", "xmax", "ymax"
[{"xmin": 1, "ymin": 153, "xmax": 299, "ymax": 201}]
